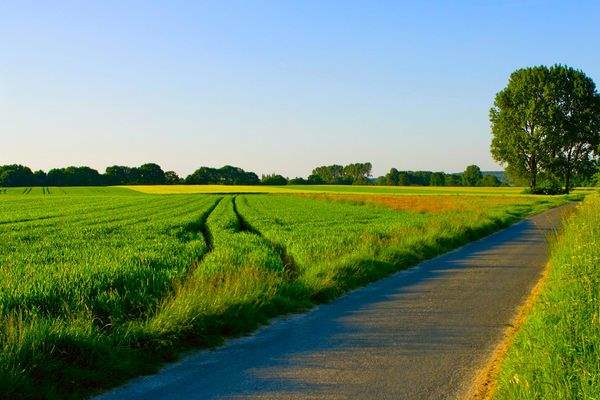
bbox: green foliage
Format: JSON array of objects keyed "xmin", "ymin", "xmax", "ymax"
[
  {"xmin": 164, "ymin": 171, "xmax": 181, "ymax": 184},
  {"xmin": 185, "ymin": 165, "xmax": 260, "ymax": 185},
  {"xmin": 382, "ymin": 169, "xmax": 434, "ymax": 186},
  {"xmin": 385, "ymin": 168, "xmax": 400, "ymax": 185},
  {"xmin": 480, "ymin": 174, "xmax": 501, "ymax": 187},
  {"xmin": 46, "ymin": 166, "xmax": 103, "ymax": 186},
  {"xmin": 0, "ymin": 165, "xmax": 35, "ymax": 187},
  {"xmin": 311, "ymin": 164, "xmax": 346, "ymax": 184},
  {"xmin": 307, "ymin": 174, "xmax": 325, "ymax": 184},
  {"xmin": 547, "ymin": 65, "xmax": 600, "ymax": 192},
  {"xmin": 462, "ymin": 165, "xmax": 483, "ymax": 186},
  {"xmin": 495, "ymin": 194, "xmax": 600, "ymax": 399},
  {"xmin": 491, "ymin": 65, "xmax": 600, "ymax": 192},
  {"xmin": 381, "ymin": 168, "xmax": 497, "ymax": 187},
  {"xmin": 311, "ymin": 163, "xmax": 371, "ymax": 185},
  {"xmin": 288, "ymin": 177, "xmax": 308, "ymax": 185},
  {"xmin": 490, "ymin": 66, "xmax": 554, "ymax": 190},
  {"xmin": 1, "ymin": 163, "xmax": 263, "ymax": 187},
  {"xmin": 374, "ymin": 175, "xmax": 387, "ymax": 185},
  {"xmin": 430, "ymin": 172, "xmax": 446, "ymax": 186},
  {"xmin": 342, "ymin": 163, "xmax": 372, "ymax": 184},
  {"xmin": 136, "ymin": 163, "xmax": 166, "ymax": 184},
  {"xmin": 445, "ymin": 173, "xmax": 462, "ymax": 186},
  {"xmin": 105, "ymin": 165, "xmax": 139, "ymax": 185},
  {"xmin": 261, "ymin": 174, "xmax": 288, "ymax": 185}
]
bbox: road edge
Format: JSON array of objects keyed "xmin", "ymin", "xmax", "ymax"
[
  {"xmin": 463, "ymin": 203, "xmax": 576, "ymax": 400},
  {"xmin": 463, "ymin": 261, "xmax": 551, "ymax": 400}
]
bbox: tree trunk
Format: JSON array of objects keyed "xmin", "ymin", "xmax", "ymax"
[
  {"xmin": 530, "ymin": 156, "xmax": 537, "ymax": 191},
  {"xmin": 564, "ymin": 149, "xmax": 574, "ymax": 194},
  {"xmin": 565, "ymin": 168, "xmax": 571, "ymax": 194}
]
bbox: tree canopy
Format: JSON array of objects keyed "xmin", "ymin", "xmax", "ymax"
[
  {"xmin": 0, "ymin": 165, "xmax": 35, "ymax": 187},
  {"xmin": 261, "ymin": 174, "xmax": 288, "ymax": 185},
  {"xmin": 462, "ymin": 165, "xmax": 483, "ymax": 186},
  {"xmin": 0, "ymin": 162, "xmax": 506, "ymax": 188},
  {"xmin": 491, "ymin": 65, "xmax": 600, "ymax": 192},
  {"xmin": 379, "ymin": 166, "xmax": 500, "ymax": 187},
  {"xmin": 310, "ymin": 163, "xmax": 372, "ymax": 185},
  {"xmin": 185, "ymin": 165, "xmax": 259, "ymax": 185}
]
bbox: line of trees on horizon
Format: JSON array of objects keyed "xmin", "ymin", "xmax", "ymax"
[
  {"xmin": 0, "ymin": 163, "xmax": 264, "ymax": 187},
  {"xmin": 0, "ymin": 162, "xmax": 517, "ymax": 188},
  {"xmin": 376, "ymin": 165, "xmax": 503, "ymax": 187}
]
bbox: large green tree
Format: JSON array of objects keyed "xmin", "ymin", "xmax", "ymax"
[
  {"xmin": 0, "ymin": 165, "xmax": 35, "ymax": 187},
  {"xmin": 385, "ymin": 168, "xmax": 400, "ymax": 185},
  {"xmin": 490, "ymin": 66, "xmax": 553, "ymax": 190},
  {"xmin": 429, "ymin": 172, "xmax": 446, "ymax": 186},
  {"xmin": 311, "ymin": 164, "xmax": 345, "ymax": 184},
  {"xmin": 546, "ymin": 65, "xmax": 600, "ymax": 192},
  {"xmin": 462, "ymin": 165, "xmax": 483, "ymax": 186},
  {"xmin": 137, "ymin": 163, "xmax": 166, "ymax": 185},
  {"xmin": 491, "ymin": 65, "xmax": 600, "ymax": 192},
  {"xmin": 342, "ymin": 163, "xmax": 372, "ymax": 184}
]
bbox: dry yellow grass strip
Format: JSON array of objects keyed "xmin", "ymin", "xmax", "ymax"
[
  {"xmin": 463, "ymin": 262, "xmax": 552, "ymax": 400},
  {"xmin": 302, "ymin": 193, "xmax": 533, "ymax": 213}
]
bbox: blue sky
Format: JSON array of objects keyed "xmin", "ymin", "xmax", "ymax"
[{"xmin": 1, "ymin": 1, "xmax": 599, "ymax": 177}]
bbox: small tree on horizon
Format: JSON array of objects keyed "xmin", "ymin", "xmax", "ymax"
[{"xmin": 462, "ymin": 165, "xmax": 483, "ymax": 186}]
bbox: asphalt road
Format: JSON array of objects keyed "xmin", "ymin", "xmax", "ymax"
[{"xmin": 97, "ymin": 205, "xmax": 572, "ymax": 400}]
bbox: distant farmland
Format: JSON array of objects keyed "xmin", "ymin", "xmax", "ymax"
[
  {"xmin": 125, "ymin": 184, "xmax": 527, "ymax": 196},
  {"xmin": 0, "ymin": 186, "xmax": 574, "ymax": 399}
]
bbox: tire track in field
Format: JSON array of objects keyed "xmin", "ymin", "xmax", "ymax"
[
  {"xmin": 232, "ymin": 195, "xmax": 299, "ymax": 279},
  {"xmin": 197, "ymin": 197, "xmax": 222, "ymax": 253},
  {"xmin": 174, "ymin": 196, "xmax": 223, "ymax": 285},
  {"xmin": 93, "ymin": 196, "xmax": 224, "ymax": 330},
  {"xmin": 101, "ymin": 197, "xmax": 227, "ymax": 329}
]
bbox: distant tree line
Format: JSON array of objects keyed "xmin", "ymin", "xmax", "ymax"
[
  {"xmin": 490, "ymin": 64, "xmax": 600, "ymax": 193},
  {"xmin": 374, "ymin": 164, "xmax": 502, "ymax": 187},
  {"xmin": 8, "ymin": 161, "xmax": 594, "ymax": 189},
  {"xmin": 0, "ymin": 163, "xmax": 259, "ymax": 187},
  {"xmin": 0, "ymin": 162, "xmax": 510, "ymax": 188}
]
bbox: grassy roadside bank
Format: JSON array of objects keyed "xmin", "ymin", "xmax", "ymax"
[{"xmin": 494, "ymin": 193, "xmax": 600, "ymax": 399}]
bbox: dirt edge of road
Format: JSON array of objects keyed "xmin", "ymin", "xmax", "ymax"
[{"xmin": 463, "ymin": 259, "xmax": 551, "ymax": 400}]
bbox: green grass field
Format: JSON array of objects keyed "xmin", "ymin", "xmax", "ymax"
[
  {"xmin": 126, "ymin": 184, "xmax": 529, "ymax": 196},
  {"xmin": 494, "ymin": 193, "xmax": 600, "ymax": 399},
  {"xmin": 0, "ymin": 186, "xmax": 576, "ymax": 399}
]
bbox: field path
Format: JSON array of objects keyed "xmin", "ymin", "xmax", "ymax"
[{"xmin": 97, "ymin": 205, "xmax": 572, "ymax": 400}]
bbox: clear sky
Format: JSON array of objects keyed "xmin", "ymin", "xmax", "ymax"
[{"xmin": 1, "ymin": 1, "xmax": 599, "ymax": 178}]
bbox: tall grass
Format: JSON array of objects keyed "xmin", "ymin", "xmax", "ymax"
[
  {"xmin": 0, "ymin": 189, "xmax": 572, "ymax": 399},
  {"xmin": 494, "ymin": 194, "xmax": 600, "ymax": 399}
]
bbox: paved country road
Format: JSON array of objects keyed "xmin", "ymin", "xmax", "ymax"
[{"xmin": 97, "ymin": 205, "xmax": 573, "ymax": 400}]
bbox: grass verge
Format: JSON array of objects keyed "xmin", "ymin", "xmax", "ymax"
[{"xmin": 493, "ymin": 193, "xmax": 600, "ymax": 399}]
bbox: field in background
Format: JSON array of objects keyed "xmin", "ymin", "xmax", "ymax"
[
  {"xmin": 494, "ymin": 194, "xmax": 600, "ymax": 399},
  {"xmin": 0, "ymin": 187, "xmax": 576, "ymax": 399},
  {"xmin": 125, "ymin": 184, "xmax": 528, "ymax": 195},
  {"xmin": 2, "ymin": 185, "xmax": 594, "ymax": 197},
  {"xmin": 0, "ymin": 186, "xmax": 138, "ymax": 196}
]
